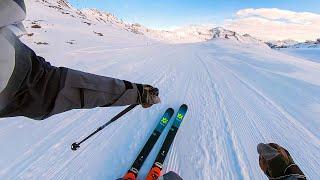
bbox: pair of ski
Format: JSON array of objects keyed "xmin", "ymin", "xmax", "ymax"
[{"xmin": 123, "ymin": 104, "xmax": 188, "ymax": 180}]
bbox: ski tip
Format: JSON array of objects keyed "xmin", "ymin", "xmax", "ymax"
[
  {"xmin": 166, "ymin": 108, "xmax": 175, "ymax": 115},
  {"xmin": 180, "ymin": 104, "xmax": 188, "ymax": 110}
]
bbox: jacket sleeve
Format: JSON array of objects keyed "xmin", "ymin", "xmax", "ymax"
[
  {"xmin": 47, "ymin": 68, "xmax": 140, "ymax": 118},
  {"xmin": 0, "ymin": 28, "xmax": 139, "ymax": 120}
]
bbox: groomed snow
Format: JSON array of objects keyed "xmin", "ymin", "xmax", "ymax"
[
  {"xmin": 0, "ymin": 0, "xmax": 319, "ymax": 179},
  {"xmin": 281, "ymin": 48, "xmax": 320, "ymax": 64}
]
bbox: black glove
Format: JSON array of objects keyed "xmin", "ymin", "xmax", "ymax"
[
  {"xmin": 257, "ymin": 143, "xmax": 306, "ymax": 179},
  {"xmin": 136, "ymin": 84, "xmax": 161, "ymax": 108}
]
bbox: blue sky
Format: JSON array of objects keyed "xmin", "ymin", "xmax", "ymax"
[{"xmin": 69, "ymin": 0, "xmax": 320, "ymax": 30}]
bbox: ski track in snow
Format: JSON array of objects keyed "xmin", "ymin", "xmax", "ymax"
[
  {"xmin": 1, "ymin": 1, "xmax": 320, "ymax": 178},
  {"xmin": 196, "ymin": 53, "xmax": 246, "ymax": 180},
  {"xmin": 0, "ymin": 41, "xmax": 320, "ymax": 180},
  {"xmin": 1, "ymin": 42, "xmax": 320, "ymax": 179}
]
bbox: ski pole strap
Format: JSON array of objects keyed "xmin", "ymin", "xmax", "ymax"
[{"xmin": 267, "ymin": 164, "xmax": 306, "ymax": 180}]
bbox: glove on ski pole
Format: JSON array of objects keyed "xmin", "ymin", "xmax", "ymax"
[
  {"xmin": 136, "ymin": 84, "xmax": 161, "ymax": 108},
  {"xmin": 257, "ymin": 143, "xmax": 306, "ymax": 180}
]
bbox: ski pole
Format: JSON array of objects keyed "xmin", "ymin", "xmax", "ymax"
[{"xmin": 71, "ymin": 104, "xmax": 138, "ymax": 151}]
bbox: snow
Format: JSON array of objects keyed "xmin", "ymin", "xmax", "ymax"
[
  {"xmin": 267, "ymin": 39, "xmax": 320, "ymax": 49},
  {"xmin": 266, "ymin": 39, "xmax": 299, "ymax": 48},
  {"xmin": 78, "ymin": 8, "xmax": 268, "ymax": 45},
  {"xmin": 280, "ymin": 48, "xmax": 320, "ymax": 63},
  {"xmin": 0, "ymin": 0, "xmax": 319, "ymax": 179},
  {"xmin": 267, "ymin": 39, "xmax": 320, "ymax": 63}
]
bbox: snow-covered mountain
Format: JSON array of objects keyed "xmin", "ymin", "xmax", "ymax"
[
  {"xmin": 143, "ymin": 26, "xmax": 267, "ymax": 44},
  {"xmin": 22, "ymin": 0, "xmax": 289, "ymax": 48},
  {"xmin": 1, "ymin": 0, "xmax": 319, "ymax": 179},
  {"xmin": 291, "ymin": 39, "xmax": 320, "ymax": 48},
  {"xmin": 266, "ymin": 39, "xmax": 320, "ymax": 63},
  {"xmin": 267, "ymin": 39, "xmax": 320, "ymax": 49},
  {"xmin": 143, "ymin": 25, "xmax": 214, "ymax": 43},
  {"xmin": 209, "ymin": 27, "xmax": 269, "ymax": 46},
  {"xmin": 66, "ymin": 7, "xmax": 269, "ymax": 45},
  {"xmin": 266, "ymin": 39, "xmax": 299, "ymax": 48}
]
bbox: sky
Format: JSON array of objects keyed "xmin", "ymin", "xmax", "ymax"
[{"xmin": 68, "ymin": 0, "xmax": 320, "ymax": 41}]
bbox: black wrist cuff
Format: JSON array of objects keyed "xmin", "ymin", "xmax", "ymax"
[
  {"xmin": 136, "ymin": 84, "xmax": 143, "ymax": 96},
  {"xmin": 123, "ymin": 80, "xmax": 133, "ymax": 90}
]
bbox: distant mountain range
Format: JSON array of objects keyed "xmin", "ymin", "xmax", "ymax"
[
  {"xmin": 266, "ymin": 39, "xmax": 320, "ymax": 49},
  {"xmin": 81, "ymin": 9, "xmax": 269, "ymax": 45},
  {"xmin": 28, "ymin": 0, "xmax": 320, "ymax": 49},
  {"xmin": 81, "ymin": 7, "xmax": 320, "ymax": 49}
]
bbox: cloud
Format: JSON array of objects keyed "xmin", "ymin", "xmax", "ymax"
[{"xmin": 224, "ymin": 8, "xmax": 320, "ymax": 41}]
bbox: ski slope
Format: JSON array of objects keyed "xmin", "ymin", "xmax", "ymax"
[
  {"xmin": 0, "ymin": 1, "xmax": 320, "ymax": 179},
  {"xmin": 281, "ymin": 48, "xmax": 320, "ymax": 64}
]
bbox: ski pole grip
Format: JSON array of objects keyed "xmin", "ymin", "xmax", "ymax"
[{"xmin": 71, "ymin": 142, "xmax": 80, "ymax": 151}]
